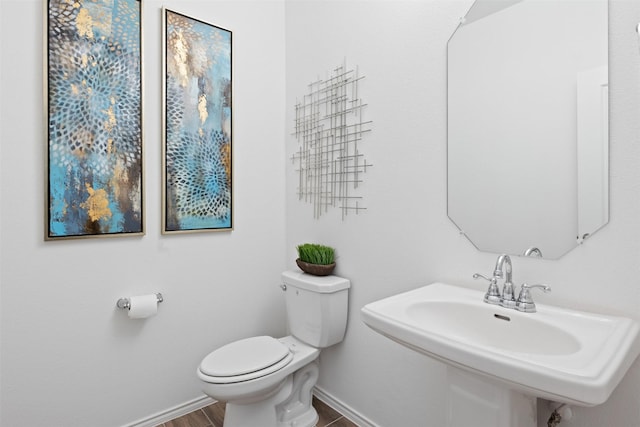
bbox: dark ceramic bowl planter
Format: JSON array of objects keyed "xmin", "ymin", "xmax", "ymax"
[
  {"xmin": 296, "ymin": 243, "xmax": 336, "ymax": 276},
  {"xmin": 295, "ymin": 258, "xmax": 336, "ymax": 276}
]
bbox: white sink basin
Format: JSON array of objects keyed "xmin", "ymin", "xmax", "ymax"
[{"xmin": 361, "ymin": 282, "xmax": 640, "ymax": 406}]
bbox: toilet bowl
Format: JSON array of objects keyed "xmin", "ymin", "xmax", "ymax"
[
  {"xmin": 198, "ymin": 335, "xmax": 319, "ymax": 403},
  {"xmin": 197, "ymin": 271, "xmax": 350, "ymax": 427}
]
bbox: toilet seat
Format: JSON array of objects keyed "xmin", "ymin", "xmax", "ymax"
[{"xmin": 199, "ymin": 336, "xmax": 293, "ymax": 384}]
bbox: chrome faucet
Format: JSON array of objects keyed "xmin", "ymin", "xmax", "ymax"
[
  {"xmin": 474, "ymin": 254, "xmax": 551, "ymax": 313},
  {"xmin": 523, "ymin": 247, "xmax": 543, "ymax": 257},
  {"xmin": 493, "ymin": 254, "xmax": 516, "ymax": 308}
]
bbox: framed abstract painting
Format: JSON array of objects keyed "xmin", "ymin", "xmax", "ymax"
[
  {"xmin": 162, "ymin": 9, "xmax": 233, "ymax": 234},
  {"xmin": 45, "ymin": 0, "xmax": 143, "ymax": 240}
]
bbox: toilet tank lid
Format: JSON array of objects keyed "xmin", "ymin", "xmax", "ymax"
[{"xmin": 282, "ymin": 270, "xmax": 350, "ymax": 293}]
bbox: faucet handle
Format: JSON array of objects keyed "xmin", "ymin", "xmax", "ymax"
[
  {"xmin": 472, "ymin": 273, "xmax": 491, "ymax": 282},
  {"xmin": 473, "ymin": 273, "xmax": 502, "ymax": 305},
  {"xmin": 516, "ymin": 283, "xmax": 551, "ymax": 313}
]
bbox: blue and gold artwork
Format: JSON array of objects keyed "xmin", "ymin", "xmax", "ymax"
[
  {"xmin": 163, "ymin": 9, "xmax": 232, "ymax": 233},
  {"xmin": 47, "ymin": 0, "xmax": 143, "ymax": 239}
]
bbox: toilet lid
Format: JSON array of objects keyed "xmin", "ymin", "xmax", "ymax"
[{"xmin": 199, "ymin": 336, "xmax": 291, "ymax": 379}]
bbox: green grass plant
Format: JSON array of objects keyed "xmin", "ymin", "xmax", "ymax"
[{"xmin": 296, "ymin": 243, "xmax": 335, "ymax": 265}]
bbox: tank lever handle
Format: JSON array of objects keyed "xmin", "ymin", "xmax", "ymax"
[{"xmin": 280, "ymin": 284, "xmax": 287, "ymax": 291}]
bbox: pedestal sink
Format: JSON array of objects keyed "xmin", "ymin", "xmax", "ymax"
[{"xmin": 361, "ymin": 283, "xmax": 640, "ymax": 426}]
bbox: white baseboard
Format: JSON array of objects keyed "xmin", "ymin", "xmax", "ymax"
[
  {"xmin": 122, "ymin": 395, "xmax": 215, "ymax": 427},
  {"xmin": 313, "ymin": 386, "xmax": 380, "ymax": 427},
  {"xmin": 123, "ymin": 388, "xmax": 374, "ymax": 427}
]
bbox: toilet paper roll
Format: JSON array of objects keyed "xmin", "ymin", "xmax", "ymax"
[{"xmin": 127, "ymin": 294, "xmax": 158, "ymax": 319}]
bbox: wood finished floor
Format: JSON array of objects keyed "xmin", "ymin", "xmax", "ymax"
[{"xmin": 155, "ymin": 397, "xmax": 358, "ymax": 427}]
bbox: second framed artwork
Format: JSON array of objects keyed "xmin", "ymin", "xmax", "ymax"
[{"xmin": 162, "ymin": 9, "xmax": 233, "ymax": 234}]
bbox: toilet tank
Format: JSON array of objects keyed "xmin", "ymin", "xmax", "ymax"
[{"xmin": 281, "ymin": 270, "xmax": 350, "ymax": 348}]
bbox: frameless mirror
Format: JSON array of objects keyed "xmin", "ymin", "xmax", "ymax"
[{"xmin": 447, "ymin": 0, "xmax": 608, "ymax": 259}]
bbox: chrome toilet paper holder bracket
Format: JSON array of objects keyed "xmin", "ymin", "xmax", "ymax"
[{"xmin": 116, "ymin": 293, "xmax": 163, "ymax": 310}]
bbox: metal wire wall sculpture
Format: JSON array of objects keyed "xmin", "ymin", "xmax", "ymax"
[{"xmin": 292, "ymin": 62, "xmax": 372, "ymax": 219}]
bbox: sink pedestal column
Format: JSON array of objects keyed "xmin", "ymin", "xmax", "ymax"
[{"xmin": 446, "ymin": 367, "xmax": 537, "ymax": 427}]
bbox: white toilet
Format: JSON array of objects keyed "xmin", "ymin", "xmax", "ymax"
[{"xmin": 197, "ymin": 270, "xmax": 350, "ymax": 427}]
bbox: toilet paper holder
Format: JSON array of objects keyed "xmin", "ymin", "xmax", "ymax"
[{"xmin": 116, "ymin": 293, "xmax": 163, "ymax": 310}]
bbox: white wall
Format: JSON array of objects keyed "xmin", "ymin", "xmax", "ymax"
[
  {"xmin": 0, "ymin": 1, "xmax": 287, "ymax": 426},
  {"xmin": 286, "ymin": 1, "xmax": 640, "ymax": 427}
]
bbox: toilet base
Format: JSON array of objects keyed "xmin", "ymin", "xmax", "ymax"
[{"xmin": 222, "ymin": 361, "xmax": 320, "ymax": 427}]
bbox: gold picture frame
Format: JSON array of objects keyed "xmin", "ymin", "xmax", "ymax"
[
  {"xmin": 45, "ymin": 0, "xmax": 144, "ymax": 240},
  {"xmin": 162, "ymin": 8, "xmax": 233, "ymax": 234}
]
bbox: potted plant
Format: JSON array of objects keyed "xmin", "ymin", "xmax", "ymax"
[{"xmin": 296, "ymin": 243, "xmax": 336, "ymax": 276}]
